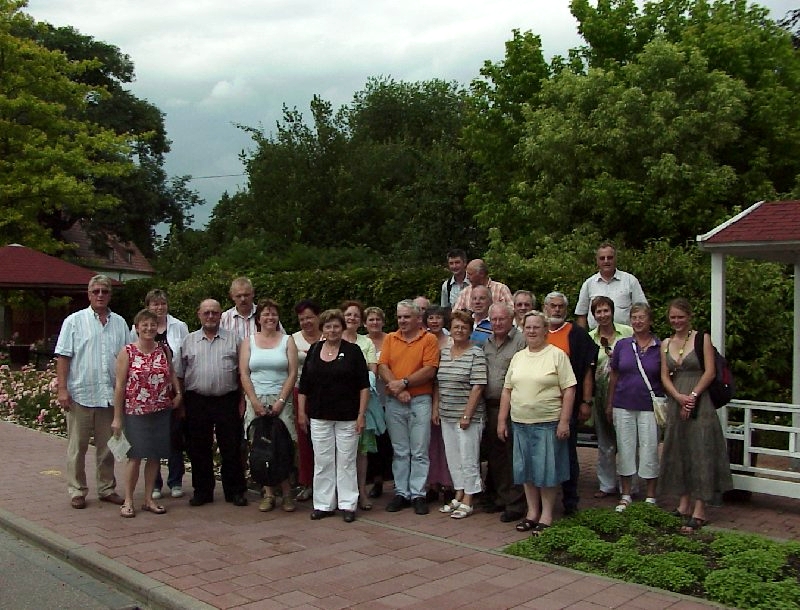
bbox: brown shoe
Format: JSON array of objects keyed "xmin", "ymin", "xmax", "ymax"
[
  {"xmin": 70, "ymin": 496, "xmax": 86, "ymax": 509},
  {"xmin": 99, "ymin": 492, "xmax": 124, "ymax": 506}
]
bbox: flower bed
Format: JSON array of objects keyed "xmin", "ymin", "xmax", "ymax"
[
  {"xmin": 0, "ymin": 361, "xmax": 65, "ymax": 436},
  {"xmin": 506, "ymin": 504, "xmax": 800, "ymax": 609}
]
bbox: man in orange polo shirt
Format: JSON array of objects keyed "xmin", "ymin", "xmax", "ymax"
[
  {"xmin": 544, "ymin": 291, "xmax": 597, "ymax": 516},
  {"xmin": 378, "ymin": 299, "xmax": 440, "ymax": 514}
]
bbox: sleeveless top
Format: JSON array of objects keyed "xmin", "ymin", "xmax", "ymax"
[
  {"xmin": 249, "ymin": 334, "xmax": 290, "ymax": 395},
  {"xmin": 124, "ymin": 343, "xmax": 173, "ymax": 415}
]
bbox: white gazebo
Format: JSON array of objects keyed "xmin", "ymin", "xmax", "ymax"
[{"xmin": 697, "ymin": 199, "xmax": 800, "ymax": 498}]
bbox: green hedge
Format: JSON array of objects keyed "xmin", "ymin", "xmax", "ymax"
[{"xmin": 117, "ymin": 238, "xmax": 793, "ymax": 403}]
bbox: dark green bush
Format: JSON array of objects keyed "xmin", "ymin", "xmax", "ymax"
[
  {"xmin": 532, "ymin": 524, "xmax": 598, "ymax": 553},
  {"xmin": 573, "ymin": 508, "xmax": 626, "ymax": 535},
  {"xmin": 567, "ymin": 538, "xmax": 616, "ymax": 563},
  {"xmin": 710, "ymin": 531, "xmax": 781, "ymax": 557},
  {"xmin": 705, "ymin": 568, "xmax": 800, "ymax": 609},
  {"xmin": 657, "ymin": 533, "xmax": 706, "ymax": 553},
  {"xmin": 720, "ymin": 549, "xmax": 788, "ymax": 582}
]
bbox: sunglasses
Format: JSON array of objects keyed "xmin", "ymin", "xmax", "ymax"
[{"xmin": 90, "ymin": 288, "xmax": 110, "ymax": 295}]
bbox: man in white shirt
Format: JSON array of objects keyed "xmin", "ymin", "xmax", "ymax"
[{"xmin": 575, "ymin": 243, "xmax": 647, "ymax": 330}]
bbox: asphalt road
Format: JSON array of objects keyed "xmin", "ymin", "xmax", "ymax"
[{"xmin": 0, "ymin": 527, "xmax": 144, "ymax": 610}]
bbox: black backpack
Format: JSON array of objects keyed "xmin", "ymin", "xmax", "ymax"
[
  {"xmin": 694, "ymin": 331, "xmax": 735, "ymax": 409},
  {"xmin": 247, "ymin": 415, "xmax": 295, "ymax": 487}
]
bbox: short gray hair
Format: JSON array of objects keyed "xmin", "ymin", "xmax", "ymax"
[
  {"xmin": 397, "ymin": 299, "xmax": 420, "ymax": 315},
  {"xmin": 88, "ymin": 274, "xmax": 112, "ymax": 291},
  {"xmin": 544, "ymin": 291, "xmax": 568, "ymax": 309},
  {"xmin": 513, "ymin": 289, "xmax": 536, "ymax": 308},
  {"xmin": 488, "ymin": 302, "xmax": 513, "ymax": 318}
]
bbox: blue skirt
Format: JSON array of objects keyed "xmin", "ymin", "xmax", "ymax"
[
  {"xmin": 512, "ymin": 420, "xmax": 570, "ymax": 488},
  {"xmin": 124, "ymin": 409, "xmax": 171, "ymax": 460}
]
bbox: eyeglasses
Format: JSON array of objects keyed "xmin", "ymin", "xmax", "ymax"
[
  {"xmin": 201, "ymin": 311, "xmax": 221, "ymax": 316},
  {"xmin": 90, "ymin": 289, "xmax": 110, "ymax": 295}
]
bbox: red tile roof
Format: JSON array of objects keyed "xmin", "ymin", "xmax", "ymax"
[
  {"xmin": 62, "ymin": 221, "xmax": 155, "ymax": 275},
  {"xmin": 0, "ymin": 244, "xmax": 105, "ymax": 289},
  {"xmin": 704, "ymin": 200, "xmax": 800, "ymax": 244}
]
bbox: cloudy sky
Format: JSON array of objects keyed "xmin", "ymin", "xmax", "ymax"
[{"xmin": 24, "ymin": 0, "xmax": 796, "ymax": 228}]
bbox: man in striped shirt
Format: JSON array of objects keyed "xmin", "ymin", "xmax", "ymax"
[
  {"xmin": 56, "ymin": 275, "xmax": 128, "ymax": 509},
  {"xmin": 178, "ymin": 299, "xmax": 248, "ymax": 507},
  {"xmin": 220, "ymin": 277, "xmax": 257, "ymax": 341}
]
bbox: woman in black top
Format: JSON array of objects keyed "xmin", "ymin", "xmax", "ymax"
[{"xmin": 297, "ymin": 309, "xmax": 370, "ymax": 522}]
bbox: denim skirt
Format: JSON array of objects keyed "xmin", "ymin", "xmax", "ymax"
[
  {"xmin": 125, "ymin": 408, "xmax": 171, "ymax": 460},
  {"xmin": 512, "ymin": 420, "xmax": 569, "ymax": 488}
]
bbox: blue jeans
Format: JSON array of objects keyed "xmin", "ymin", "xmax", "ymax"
[{"xmin": 385, "ymin": 394, "xmax": 432, "ymax": 500}]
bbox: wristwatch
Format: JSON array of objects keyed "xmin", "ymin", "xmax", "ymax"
[
  {"xmin": 402, "ymin": 378, "xmax": 410, "ymax": 388},
  {"xmin": 581, "ymin": 399, "xmax": 593, "ymax": 407}
]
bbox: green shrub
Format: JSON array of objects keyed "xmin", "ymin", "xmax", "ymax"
[
  {"xmin": 567, "ymin": 538, "xmax": 616, "ymax": 563},
  {"xmin": 573, "ymin": 507, "xmax": 626, "ymax": 535},
  {"xmin": 710, "ymin": 531, "xmax": 781, "ymax": 558},
  {"xmin": 657, "ymin": 533, "xmax": 706, "ymax": 553},
  {"xmin": 721, "ymin": 549, "xmax": 788, "ymax": 582},
  {"xmin": 661, "ymin": 551, "xmax": 709, "ymax": 580},
  {"xmin": 608, "ymin": 550, "xmax": 698, "ymax": 592},
  {"xmin": 532, "ymin": 524, "xmax": 598, "ymax": 553},
  {"xmin": 705, "ymin": 568, "xmax": 800, "ymax": 609}
]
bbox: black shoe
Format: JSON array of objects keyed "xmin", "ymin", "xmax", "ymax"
[
  {"xmin": 189, "ymin": 495, "xmax": 212, "ymax": 506},
  {"xmin": 412, "ymin": 497, "xmax": 429, "ymax": 515},
  {"xmin": 368, "ymin": 481, "xmax": 383, "ymax": 499},
  {"xmin": 385, "ymin": 495, "xmax": 410, "ymax": 512},
  {"xmin": 563, "ymin": 505, "xmax": 578, "ymax": 517},
  {"xmin": 483, "ymin": 504, "xmax": 504, "ymax": 514},
  {"xmin": 310, "ymin": 509, "xmax": 335, "ymax": 520},
  {"xmin": 230, "ymin": 494, "xmax": 248, "ymax": 506},
  {"xmin": 342, "ymin": 510, "xmax": 356, "ymax": 523},
  {"xmin": 500, "ymin": 510, "xmax": 525, "ymax": 523},
  {"xmin": 442, "ymin": 488, "xmax": 456, "ymax": 505},
  {"xmin": 425, "ymin": 488, "xmax": 440, "ymax": 503}
]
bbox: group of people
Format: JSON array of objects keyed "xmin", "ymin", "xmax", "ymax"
[{"xmin": 55, "ymin": 243, "xmax": 733, "ymax": 534}]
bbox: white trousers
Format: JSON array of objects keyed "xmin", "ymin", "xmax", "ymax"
[
  {"xmin": 310, "ymin": 419, "xmax": 359, "ymax": 511},
  {"xmin": 440, "ymin": 419, "xmax": 484, "ymax": 495},
  {"xmin": 613, "ymin": 408, "xmax": 659, "ymax": 480}
]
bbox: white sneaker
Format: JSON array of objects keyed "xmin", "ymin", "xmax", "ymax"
[
  {"xmin": 170, "ymin": 486, "xmax": 184, "ymax": 498},
  {"xmin": 152, "ymin": 489, "xmax": 163, "ymax": 500}
]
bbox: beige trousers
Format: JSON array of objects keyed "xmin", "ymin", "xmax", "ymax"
[{"xmin": 66, "ymin": 403, "xmax": 116, "ymax": 499}]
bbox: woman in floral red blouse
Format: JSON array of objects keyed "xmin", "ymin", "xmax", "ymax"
[{"xmin": 112, "ymin": 309, "xmax": 181, "ymax": 517}]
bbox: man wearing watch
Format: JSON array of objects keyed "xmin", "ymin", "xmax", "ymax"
[
  {"xmin": 378, "ymin": 299, "xmax": 440, "ymax": 515},
  {"xmin": 544, "ymin": 292, "xmax": 598, "ymax": 516}
]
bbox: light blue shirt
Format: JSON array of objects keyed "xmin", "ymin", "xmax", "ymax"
[{"xmin": 55, "ymin": 306, "xmax": 128, "ymax": 408}]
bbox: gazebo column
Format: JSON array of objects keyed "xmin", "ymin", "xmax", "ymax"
[
  {"xmin": 793, "ymin": 262, "xmax": 800, "ymax": 466},
  {"xmin": 710, "ymin": 252, "xmax": 726, "ymax": 354}
]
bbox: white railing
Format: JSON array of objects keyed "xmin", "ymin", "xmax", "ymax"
[{"xmin": 723, "ymin": 399, "xmax": 800, "ymax": 499}]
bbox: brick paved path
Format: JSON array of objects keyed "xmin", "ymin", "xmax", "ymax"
[{"xmin": 1, "ymin": 421, "xmax": 798, "ymax": 609}]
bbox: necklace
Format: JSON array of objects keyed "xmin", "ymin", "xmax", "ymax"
[{"xmin": 325, "ymin": 342, "xmax": 340, "ymax": 357}]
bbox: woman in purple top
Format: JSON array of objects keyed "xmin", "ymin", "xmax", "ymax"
[{"xmin": 606, "ymin": 303, "xmax": 663, "ymax": 512}]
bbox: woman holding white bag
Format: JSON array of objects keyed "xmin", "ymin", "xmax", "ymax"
[{"xmin": 606, "ymin": 302, "xmax": 664, "ymax": 512}]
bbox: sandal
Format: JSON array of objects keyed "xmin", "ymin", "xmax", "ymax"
[
  {"xmin": 615, "ymin": 496, "xmax": 632, "ymax": 513},
  {"xmin": 515, "ymin": 518, "xmax": 538, "ymax": 532},
  {"xmin": 120, "ymin": 504, "xmax": 135, "ymax": 518},
  {"xmin": 644, "ymin": 497, "xmax": 657, "ymax": 505},
  {"xmin": 358, "ymin": 499, "xmax": 373, "ymax": 511},
  {"xmin": 450, "ymin": 504, "xmax": 473, "ymax": 520},
  {"xmin": 141, "ymin": 503, "xmax": 166, "ymax": 514},
  {"xmin": 531, "ymin": 522, "xmax": 551, "ymax": 537},
  {"xmin": 439, "ymin": 499, "xmax": 461, "ymax": 514},
  {"xmin": 680, "ymin": 516, "xmax": 707, "ymax": 534},
  {"xmin": 295, "ymin": 486, "xmax": 313, "ymax": 502},
  {"xmin": 593, "ymin": 490, "xmax": 614, "ymax": 499}
]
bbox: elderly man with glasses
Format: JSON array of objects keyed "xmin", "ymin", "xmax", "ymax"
[{"xmin": 56, "ymin": 275, "xmax": 129, "ymax": 509}]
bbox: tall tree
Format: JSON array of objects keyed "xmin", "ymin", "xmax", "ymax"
[
  {"xmin": 11, "ymin": 15, "xmax": 196, "ymax": 255},
  {"xmin": 0, "ymin": 0, "xmax": 132, "ymax": 253},
  {"xmin": 465, "ymin": 0, "xmax": 800, "ymax": 253}
]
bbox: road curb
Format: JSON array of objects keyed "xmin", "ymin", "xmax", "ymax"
[{"xmin": 0, "ymin": 507, "xmax": 215, "ymax": 610}]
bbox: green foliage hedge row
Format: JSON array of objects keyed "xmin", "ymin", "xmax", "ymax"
[{"xmin": 116, "ymin": 237, "xmax": 793, "ymax": 403}]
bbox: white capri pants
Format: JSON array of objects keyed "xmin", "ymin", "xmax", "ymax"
[
  {"xmin": 440, "ymin": 418, "xmax": 484, "ymax": 495},
  {"xmin": 613, "ymin": 408, "xmax": 659, "ymax": 480},
  {"xmin": 310, "ymin": 419, "xmax": 359, "ymax": 511}
]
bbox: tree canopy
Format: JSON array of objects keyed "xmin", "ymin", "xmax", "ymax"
[
  {"xmin": 466, "ymin": 0, "xmax": 800, "ymax": 254},
  {"xmin": 1, "ymin": 0, "xmax": 196, "ymax": 255}
]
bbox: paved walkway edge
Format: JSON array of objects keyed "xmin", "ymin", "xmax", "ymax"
[{"xmin": 0, "ymin": 507, "xmax": 214, "ymax": 610}]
